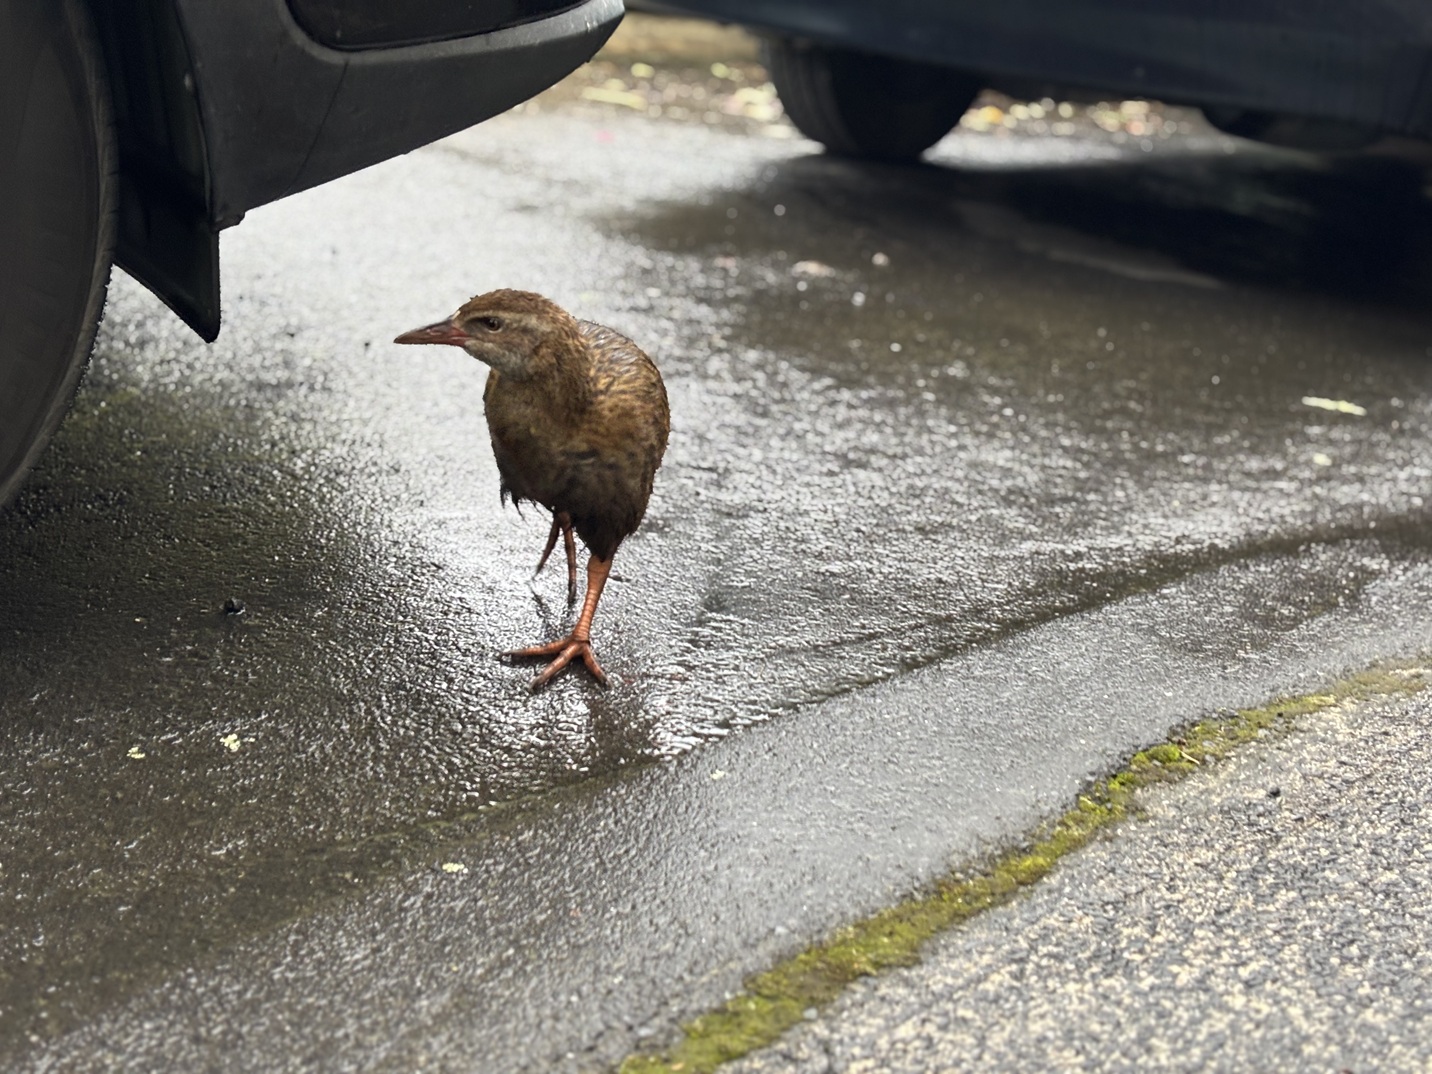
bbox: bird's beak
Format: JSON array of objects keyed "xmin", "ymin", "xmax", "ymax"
[{"xmin": 394, "ymin": 319, "xmax": 468, "ymax": 347}]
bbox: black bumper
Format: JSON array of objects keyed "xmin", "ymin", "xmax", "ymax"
[
  {"xmin": 100, "ymin": 0, "xmax": 622, "ymax": 340},
  {"xmin": 185, "ymin": 0, "xmax": 621, "ymax": 225}
]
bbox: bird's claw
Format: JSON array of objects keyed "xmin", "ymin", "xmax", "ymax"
[{"xmin": 503, "ymin": 635, "xmax": 607, "ymax": 690}]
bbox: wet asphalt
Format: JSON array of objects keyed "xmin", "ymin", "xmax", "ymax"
[{"xmin": 3, "ymin": 58, "xmax": 1432, "ymax": 1073}]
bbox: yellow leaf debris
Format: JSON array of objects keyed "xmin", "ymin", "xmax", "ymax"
[{"xmin": 1302, "ymin": 396, "xmax": 1366, "ymax": 416}]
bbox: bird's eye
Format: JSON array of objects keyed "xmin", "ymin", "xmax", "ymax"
[{"xmin": 478, "ymin": 316, "xmax": 503, "ymax": 332}]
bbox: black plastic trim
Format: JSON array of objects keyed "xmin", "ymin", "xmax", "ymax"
[
  {"xmin": 88, "ymin": 0, "xmax": 219, "ymax": 340},
  {"xmin": 286, "ymin": 0, "xmax": 586, "ymax": 51},
  {"xmin": 173, "ymin": 0, "xmax": 622, "ymax": 226},
  {"xmin": 83, "ymin": 0, "xmax": 619, "ymax": 341}
]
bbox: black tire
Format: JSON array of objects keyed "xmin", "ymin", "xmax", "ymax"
[
  {"xmin": 763, "ymin": 37, "xmax": 981, "ymax": 162},
  {"xmin": 0, "ymin": 0, "xmax": 117, "ymax": 508}
]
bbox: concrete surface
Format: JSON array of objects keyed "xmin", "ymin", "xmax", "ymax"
[
  {"xmin": 730, "ymin": 684, "xmax": 1432, "ymax": 1073},
  {"xmin": 2, "ymin": 30, "xmax": 1432, "ymax": 1073}
]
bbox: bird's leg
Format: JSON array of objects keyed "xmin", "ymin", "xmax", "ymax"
[
  {"xmin": 531, "ymin": 512, "xmax": 579, "ymax": 606},
  {"xmin": 532, "ymin": 514, "xmax": 561, "ymax": 576},
  {"xmin": 560, "ymin": 521, "xmax": 577, "ymax": 606},
  {"xmin": 504, "ymin": 555, "xmax": 612, "ymax": 690}
]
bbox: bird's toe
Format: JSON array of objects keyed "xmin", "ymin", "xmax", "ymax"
[
  {"xmin": 528, "ymin": 643, "xmax": 579, "ymax": 691},
  {"xmin": 579, "ymin": 645, "xmax": 608, "ymax": 686},
  {"xmin": 503, "ymin": 637, "xmax": 568, "ymax": 660},
  {"xmin": 507, "ymin": 635, "xmax": 607, "ymax": 690}
]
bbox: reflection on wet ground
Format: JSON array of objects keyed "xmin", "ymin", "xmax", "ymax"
[
  {"xmin": 2, "ymin": 103, "xmax": 1432, "ymax": 1058},
  {"xmin": 612, "ymin": 134, "xmax": 1432, "ymax": 710}
]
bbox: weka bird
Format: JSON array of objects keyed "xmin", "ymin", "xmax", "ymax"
[{"xmin": 395, "ymin": 290, "xmax": 669, "ymax": 690}]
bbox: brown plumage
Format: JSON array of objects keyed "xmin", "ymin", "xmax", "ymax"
[{"xmin": 394, "ymin": 289, "xmax": 669, "ymax": 689}]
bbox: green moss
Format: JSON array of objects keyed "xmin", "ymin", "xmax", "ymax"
[
  {"xmin": 1139, "ymin": 743, "xmax": 1183, "ymax": 765},
  {"xmin": 617, "ymin": 661, "xmax": 1428, "ymax": 1074}
]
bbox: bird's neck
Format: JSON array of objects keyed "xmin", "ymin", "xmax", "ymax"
[{"xmin": 533, "ymin": 337, "xmax": 594, "ymax": 425}]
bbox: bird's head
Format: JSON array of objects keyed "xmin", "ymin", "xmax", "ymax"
[{"xmin": 393, "ymin": 289, "xmax": 579, "ymax": 380}]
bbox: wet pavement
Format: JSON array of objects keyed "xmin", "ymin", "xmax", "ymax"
[{"xmin": 3, "ymin": 25, "xmax": 1432, "ymax": 1072}]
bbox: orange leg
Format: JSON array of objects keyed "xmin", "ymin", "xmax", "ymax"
[
  {"xmin": 505, "ymin": 555, "xmax": 612, "ymax": 690},
  {"xmin": 532, "ymin": 511, "xmax": 578, "ymax": 605},
  {"xmin": 562, "ymin": 525, "xmax": 577, "ymax": 605}
]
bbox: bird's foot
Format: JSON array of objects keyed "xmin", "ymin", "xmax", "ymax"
[{"xmin": 503, "ymin": 634, "xmax": 607, "ymax": 690}]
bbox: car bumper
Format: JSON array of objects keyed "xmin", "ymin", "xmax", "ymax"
[{"xmin": 180, "ymin": 0, "xmax": 623, "ymax": 226}]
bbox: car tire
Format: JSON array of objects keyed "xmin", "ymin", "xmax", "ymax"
[
  {"xmin": 0, "ymin": 0, "xmax": 117, "ymax": 508},
  {"xmin": 762, "ymin": 36, "xmax": 980, "ymax": 162}
]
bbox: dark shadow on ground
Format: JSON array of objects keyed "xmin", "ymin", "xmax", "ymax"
[
  {"xmin": 619, "ymin": 141, "xmax": 1432, "ymax": 307},
  {"xmin": 0, "ymin": 360, "xmax": 656, "ymax": 1052}
]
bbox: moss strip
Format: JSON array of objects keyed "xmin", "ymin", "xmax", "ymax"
[{"xmin": 618, "ymin": 663, "xmax": 1427, "ymax": 1074}]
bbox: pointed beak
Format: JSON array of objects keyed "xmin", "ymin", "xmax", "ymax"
[{"xmin": 394, "ymin": 319, "xmax": 468, "ymax": 347}]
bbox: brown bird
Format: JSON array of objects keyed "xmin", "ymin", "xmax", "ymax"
[{"xmin": 395, "ymin": 289, "xmax": 669, "ymax": 690}]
